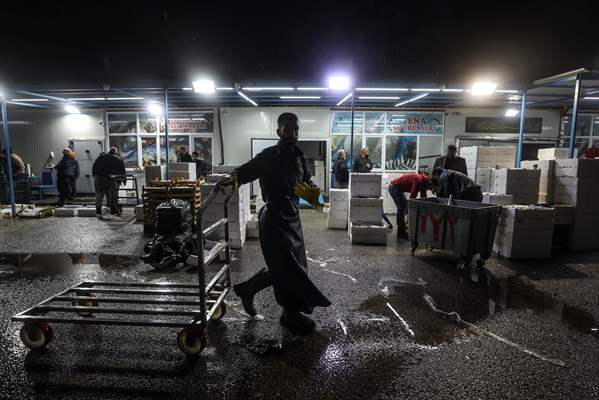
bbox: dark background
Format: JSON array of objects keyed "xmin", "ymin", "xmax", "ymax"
[{"xmin": 1, "ymin": 1, "xmax": 598, "ymax": 87}]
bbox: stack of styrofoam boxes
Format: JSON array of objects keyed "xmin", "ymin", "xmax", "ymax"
[
  {"xmin": 200, "ymin": 176, "xmax": 251, "ymax": 249},
  {"xmin": 145, "ymin": 165, "xmax": 166, "ymax": 185},
  {"xmin": 538, "ymin": 147, "xmax": 577, "ymax": 160},
  {"xmin": 461, "ymin": 146, "xmax": 516, "ymax": 180},
  {"xmin": 168, "ymin": 162, "xmax": 196, "ymax": 180},
  {"xmin": 553, "ymin": 159, "xmax": 599, "ymax": 250},
  {"xmin": 313, "ymin": 160, "xmax": 326, "ymax": 191},
  {"xmin": 348, "ymin": 173, "xmax": 389, "ymax": 245},
  {"xmin": 493, "ymin": 206, "xmax": 555, "ymax": 259},
  {"xmin": 521, "ymin": 160, "xmax": 555, "ymax": 204},
  {"xmin": 491, "ymin": 168, "xmax": 541, "ymax": 205},
  {"xmin": 212, "ymin": 165, "xmax": 236, "ymax": 174},
  {"xmin": 482, "ymin": 193, "xmax": 514, "ymax": 205},
  {"xmin": 476, "ymin": 167, "xmax": 494, "ymax": 192},
  {"xmin": 327, "ymin": 189, "xmax": 349, "ymax": 229}
]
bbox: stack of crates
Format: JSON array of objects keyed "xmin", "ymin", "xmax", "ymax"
[
  {"xmin": 491, "ymin": 168, "xmax": 541, "ymax": 205},
  {"xmin": 520, "ymin": 160, "xmax": 555, "ymax": 204},
  {"xmin": 461, "ymin": 146, "xmax": 516, "ymax": 180},
  {"xmin": 327, "ymin": 189, "xmax": 349, "ymax": 229},
  {"xmin": 348, "ymin": 173, "xmax": 389, "ymax": 245}
]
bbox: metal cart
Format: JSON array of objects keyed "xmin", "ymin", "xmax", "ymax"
[
  {"xmin": 407, "ymin": 197, "xmax": 502, "ymax": 269},
  {"xmin": 12, "ymin": 185, "xmax": 235, "ymax": 356}
]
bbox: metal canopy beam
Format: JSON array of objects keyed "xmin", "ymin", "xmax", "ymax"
[
  {"xmin": 516, "ymin": 92, "xmax": 527, "ymax": 168},
  {"xmin": 1, "ymin": 94, "xmax": 17, "ymax": 217},
  {"xmin": 568, "ymin": 78, "xmax": 582, "ymax": 158}
]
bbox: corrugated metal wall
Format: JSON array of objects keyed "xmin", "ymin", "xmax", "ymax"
[{"xmin": 2, "ymin": 109, "xmax": 105, "ymax": 173}]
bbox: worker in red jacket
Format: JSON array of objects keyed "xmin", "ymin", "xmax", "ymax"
[{"xmin": 388, "ymin": 172, "xmax": 431, "ymax": 240}]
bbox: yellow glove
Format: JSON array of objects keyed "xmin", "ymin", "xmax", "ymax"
[
  {"xmin": 217, "ymin": 174, "xmax": 239, "ymax": 192},
  {"xmin": 293, "ymin": 182, "xmax": 321, "ymax": 208}
]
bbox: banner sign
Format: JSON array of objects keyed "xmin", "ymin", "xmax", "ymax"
[
  {"xmin": 386, "ymin": 112, "xmax": 444, "ymax": 135},
  {"xmin": 465, "ymin": 117, "xmax": 542, "ymax": 134}
]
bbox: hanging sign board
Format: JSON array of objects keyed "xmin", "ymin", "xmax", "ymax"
[{"xmin": 465, "ymin": 117, "xmax": 542, "ymax": 134}]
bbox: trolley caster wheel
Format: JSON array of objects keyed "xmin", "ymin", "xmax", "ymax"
[
  {"xmin": 410, "ymin": 241, "xmax": 418, "ymax": 256},
  {"xmin": 20, "ymin": 323, "xmax": 53, "ymax": 350},
  {"xmin": 177, "ymin": 328, "xmax": 207, "ymax": 356},
  {"xmin": 211, "ymin": 302, "xmax": 227, "ymax": 321},
  {"xmin": 72, "ymin": 293, "xmax": 98, "ymax": 317}
]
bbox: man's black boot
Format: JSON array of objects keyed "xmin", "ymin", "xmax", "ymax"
[
  {"xmin": 280, "ymin": 308, "xmax": 316, "ymax": 335},
  {"xmin": 233, "ymin": 268, "xmax": 272, "ymax": 316}
]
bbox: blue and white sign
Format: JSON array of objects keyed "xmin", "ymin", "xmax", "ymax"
[{"xmin": 386, "ymin": 112, "xmax": 444, "ymax": 135}]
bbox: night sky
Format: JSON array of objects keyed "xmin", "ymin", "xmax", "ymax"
[{"xmin": 1, "ymin": 1, "xmax": 598, "ymax": 88}]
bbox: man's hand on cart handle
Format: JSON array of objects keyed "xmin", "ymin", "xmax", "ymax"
[
  {"xmin": 293, "ymin": 182, "xmax": 322, "ymax": 210},
  {"xmin": 217, "ymin": 174, "xmax": 239, "ymax": 193}
]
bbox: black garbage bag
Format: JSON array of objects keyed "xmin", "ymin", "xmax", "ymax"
[
  {"xmin": 155, "ymin": 198, "xmax": 193, "ymax": 236},
  {"xmin": 142, "ymin": 233, "xmax": 197, "ymax": 270}
]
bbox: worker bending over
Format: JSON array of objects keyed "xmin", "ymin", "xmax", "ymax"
[
  {"xmin": 219, "ymin": 112, "xmax": 330, "ymax": 335},
  {"xmin": 388, "ymin": 172, "xmax": 431, "ymax": 240},
  {"xmin": 431, "ymin": 168, "xmax": 483, "ymax": 202},
  {"xmin": 92, "ymin": 147, "xmax": 126, "ymax": 217}
]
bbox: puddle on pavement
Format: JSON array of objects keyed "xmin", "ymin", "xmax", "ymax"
[
  {"xmin": 360, "ymin": 270, "xmax": 598, "ymax": 346},
  {"xmin": 0, "ymin": 253, "xmax": 140, "ymax": 278}
]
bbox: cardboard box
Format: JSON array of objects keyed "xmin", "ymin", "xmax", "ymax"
[
  {"xmin": 476, "ymin": 168, "xmax": 495, "ymax": 193},
  {"xmin": 521, "ymin": 160, "xmax": 555, "ymax": 204},
  {"xmin": 492, "ymin": 168, "xmax": 541, "ymax": 204},
  {"xmin": 482, "ymin": 193, "xmax": 514, "ymax": 205},
  {"xmin": 493, "ymin": 206, "xmax": 554, "ymax": 259},
  {"xmin": 461, "ymin": 146, "xmax": 516, "ymax": 180},
  {"xmin": 538, "ymin": 147, "xmax": 577, "ymax": 160}
]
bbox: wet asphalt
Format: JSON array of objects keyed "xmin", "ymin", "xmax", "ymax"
[{"xmin": 0, "ymin": 210, "xmax": 598, "ymax": 399}]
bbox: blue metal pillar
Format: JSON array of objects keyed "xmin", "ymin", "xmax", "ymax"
[
  {"xmin": 163, "ymin": 89, "xmax": 170, "ymax": 179},
  {"xmin": 516, "ymin": 91, "xmax": 527, "ymax": 168},
  {"xmin": 1, "ymin": 95, "xmax": 17, "ymax": 217},
  {"xmin": 568, "ymin": 77, "xmax": 581, "ymax": 159},
  {"xmin": 349, "ymin": 89, "xmax": 355, "ymax": 171}
]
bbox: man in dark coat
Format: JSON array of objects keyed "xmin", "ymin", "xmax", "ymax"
[
  {"xmin": 54, "ymin": 148, "xmax": 79, "ymax": 207},
  {"xmin": 433, "ymin": 144, "xmax": 468, "ymax": 175},
  {"xmin": 431, "ymin": 168, "xmax": 483, "ymax": 202},
  {"xmin": 332, "ymin": 149, "xmax": 349, "ymax": 188},
  {"xmin": 177, "ymin": 146, "xmax": 193, "ymax": 162},
  {"xmin": 192, "ymin": 151, "xmax": 210, "ymax": 178},
  {"xmin": 219, "ymin": 112, "xmax": 331, "ymax": 335},
  {"xmin": 352, "ymin": 147, "xmax": 373, "ymax": 173},
  {"xmin": 92, "ymin": 147, "xmax": 126, "ymax": 216}
]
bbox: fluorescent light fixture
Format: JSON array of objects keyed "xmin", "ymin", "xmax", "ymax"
[
  {"xmin": 358, "ymin": 96, "xmax": 400, "ymax": 100},
  {"xmin": 328, "ymin": 76, "xmax": 351, "ymax": 91},
  {"xmin": 237, "ymin": 91, "xmax": 258, "ymax": 106},
  {"xmin": 182, "ymin": 87, "xmax": 193, "ymax": 91},
  {"xmin": 280, "ymin": 96, "xmax": 321, "ymax": 99},
  {"xmin": 505, "ymin": 109, "xmax": 519, "ymax": 117},
  {"xmin": 192, "ymin": 79, "xmax": 216, "ymax": 94},
  {"xmin": 147, "ymin": 102, "xmax": 163, "ymax": 115},
  {"xmin": 11, "ymin": 98, "xmax": 49, "ymax": 102},
  {"xmin": 66, "ymin": 97, "xmax": 106, "ymax": 101},
  {"xmin": 471, "ymin": 81, "xmax": 497, "ymax": 96},
  {"xmin": 106, "ymin": 97, "xmax": 144, "ymax": 100},
  {"xmin": 216, "ymin": 87, "xmax": 234, "ymax": 90},
  {"xmin": 64, "ymin": 105, "xmax": 80, "ymax": 114},
  {"xmin": 243, "ymin": 87, "xmax": 294, "ymax": 91},
  {"xmin": 584, "ymin": 96, "xmax": 599, "ymax": 100},
  {"xmin": 355, "ymin": 88, "xmax": 409, "ymax": 91},
  {"xmin": 394, "ymin": 93, "xmax": 429, "ymax": 107},
  {"xmin": 336, "ymin": 91, "xmax": 353, "ymax": 106},
  {"xmin": 441, "ymin": 88, "xmax": 464, "ymax": 92},
  {"xmin": 411, "ymin": 88, "xmax": 440, "ymax": 92},
  {"xmin": 496, "ymin": 89, "xmax": 519, "ymax": 93},
  {"xmin": 297, "ymin": 87, "xmax": 328, "ymax": 91}
]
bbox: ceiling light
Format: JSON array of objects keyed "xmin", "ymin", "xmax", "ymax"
[
  {"xmin": 66, "ymin": 97, "xmax": 106, "ymax": 101},
  {"xmin": 106, "ymin": 97, "xmax": 144, "ymax": 100},
  {"xmin": 237, "ymin": 91, "xmax": 258, "ymax": 106},
  {"xmin": 355, "ymin": 88, "xmax": 409, "ymax": 91},
  {"xmin": 394, "ymin": 93, "xmax": 429, "ymax": 107},
  {"xmin": 328, "ymin": 76, "xmax": 351, "ymax": 91},
  {"xmin": 64, "ymin": 105, "xmax": 80, "ymax": 114},
  {"xmin": 336, "ymin": 91, "xmax": 353, "ymax": 106},
  {"xmin": 505, "ymin": 109, "xmax": 519, "ymax": 117},
  {"xmin": 280, "ymin": 96, "xmax": 321, "ymax": 99},
  {"xmin": 441, "ymin": 88, "xmax": 464, "ymax": 92},
  {"xmin": 243, "ymin": 87, "xmax": 294, "ymax": 91},
  {"xmin": 182, "ymin": 87, "xmax": 193, "ymax": 91},
  {"xmin": 411, "ymin": 88, "xmax": 440, "ymax": 92},
  {"xmin": 216, "ymin": 87, "xmax": 234, "ymax": 90},
  {"xmin": 358, "ymin": 96, "xmax": 400, "ymax": 100},
  {"xmin": 11, "ymin": 98, "xmax": 49, "ymax": 102},
  {"xmin": 192, "ymin": 79, "xmax": 216, "ymax": 94},
  {"xmin": 297, "ymin": 87, "xmax": 328, "ymax": 91},
  {"xmin": 584, "ymin": 96, "xmax": 599, "ymax": 100},
  {"xmin": 471, "ymin": 81, "xmax": 497, "ymax": 96},
  {"xmin": 496, "ymin": 89, "xmax": 519, "ymax": 93},
  {"xmin": 147, "ymin": 102, "xmax": 163, "ymax": 115}
]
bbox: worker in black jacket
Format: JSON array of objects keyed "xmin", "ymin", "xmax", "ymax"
[
  {"xmin": 431, "ymin": 168, "xmax": 483, "ymax": 202},
  {"xmin": 218, "ymin": 112, "xmax": 331, "ymax": 335},
  {"xmin": 433, "ymin": 144, "xmax": 468, "ymax": 176},
  {"xmin": 54, "ymin": 148, "xmax": 79, "ymax": 207},
  {"xmin": 92, "ymin": 147, "xmax": 126, "ymax": 217},
  {"xmin": 352, "ymin": 147, "xmax": 373, "ymax": 173},
  {"xmin": 332, "ymin": 149, "xmax": 349, "ymax": 188}
]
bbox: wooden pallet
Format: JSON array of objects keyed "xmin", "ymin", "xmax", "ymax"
[{"xmin": 142, "ymin": 183, "xmax": 202, "ymax": 235}]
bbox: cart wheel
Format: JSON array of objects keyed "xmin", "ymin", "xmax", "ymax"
[
  {"xmin": 410, "ymin": 241, "xmax": 418, "ymax": 256},
  {"xmin": 211, "ymin": 302, "xmax": 227, "ymax": 321},
  {"xmin": 72, "ymin": 293, "xmax": 98, "ymax": 317},
  {"xmin": 177, "ymin": 328, "xmax": 207, "ymax": 356},
  {"xmin": 20, "ymin": 323, "xmax": 53, "ymax": 350}
]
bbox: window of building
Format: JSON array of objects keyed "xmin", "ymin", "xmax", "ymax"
[{"xmin": 560, "ymin": 114, "xmax": 598, "ymax": 158}]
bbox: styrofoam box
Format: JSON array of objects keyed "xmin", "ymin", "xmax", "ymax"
[
  {"xmin": 538, "ymin": 147, "xmax": 576, "ymax": 160},
  {"xmin": 521, "ymin": 160, "xmax": 555, "ymax": 204},
  {"xmin": 145, "ymin": 165, "xmax": 166, "ymax": 184},
  {"xmin": 493, "ymin": 206, "xmax": 554, "ymax": 259},
  {"xmin": 552, "ymin": 205, "xmax": 575, "ymax": 225},
  {"xmin": 461, "ymin": 146, "xmax": 516, "ymax": 180},
  {"xmin": 327, "ymin": 215, "xmax": 348, "ymax": 229},
  {"xmin": 55, "ymin": 207, "xmax": 77, "ymax": 217},
  {"xmin": 349, "ymin": 197, "xmax": 383, "ymax": 225},
  {"xmin": 77, "ymin": 207, "xmax": 98, "ymax": 217},
  {"xmin": 491, "ymin": 168, "xmax": 541, "ymax": 204},
  {"xmin": 349, "ymin": 222, "xmax": 390, "ymax": 245},
  {"xmin": 476, "ymin": 168, "xmax": 495, "ymax": 193},
  {"xmin": 168, "ymin": 162, "xmax": 196, "ymax": 172},
  {"xmin": 483, "ymin": 193, "xmax": 514, "ymax": 205},
  {"xmin": 135, "ymin": 204, "xmax": 144, "ymax": 221},
  {"xmin": 350, "ymin": 173, "xmax": 382, "ymax": 198},
  {"xmin": 212, "ymin": 165, "xmax": 238, "ymax": 174}
]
